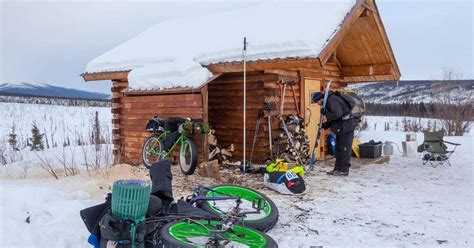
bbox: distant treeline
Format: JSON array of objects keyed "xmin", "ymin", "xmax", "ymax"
[
  {"xmin": 365, "ymin": 102, "xmax": 435, "ymax": 118},
  {"xmin": 366, "ymin": 102, "xmax": 473, "ymax": 120},
  {"xmin": 0, "ymin": 94, "xmax": 111, "ymax": 107}
]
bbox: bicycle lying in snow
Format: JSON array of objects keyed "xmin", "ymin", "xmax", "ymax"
[{"xmin": 80, "ymin": 160, "xmax": 279, "ymax": 247}]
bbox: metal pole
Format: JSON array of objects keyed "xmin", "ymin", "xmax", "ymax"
[{"xmin": 243, "ymin": 37, "xmax": 247, "ymax": 173}]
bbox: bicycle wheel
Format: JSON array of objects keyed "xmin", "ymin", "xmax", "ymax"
[
  {"xmin": 142, "ymin": 136, "xmax": 164, "ymax": 168},
  {"xmin": 198, "ymin": 185, "xmax": 279, "ymax": 232},
  {"xmin": 179, "ymin": 137, "xmax": 198, "ymax": 175},
  {"xmin": 160, "ymin": 220, "xmax": 278, "ymax": 248}
]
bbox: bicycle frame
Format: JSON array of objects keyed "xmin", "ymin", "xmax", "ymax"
[{"xmin": 149, "ymin": 130, "xmax": 188, "ymax": 158}]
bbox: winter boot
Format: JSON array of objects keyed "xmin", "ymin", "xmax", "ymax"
[{"xmin": 327, "ymin": 169, "xmax": 349, "ymax": 176}]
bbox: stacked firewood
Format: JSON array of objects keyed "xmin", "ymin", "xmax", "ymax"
[
  {"xmin": 274, "ymin": 115, "xmax": 310, "ymax": 164},
  {"xmin": 207, "ymin": 130, "xmax": 235, "ymax": 164}
]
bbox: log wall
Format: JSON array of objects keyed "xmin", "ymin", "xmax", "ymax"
[
  {"xmin": 112, "ymin": 62, "xmax": 343, "ymax": 166},
  {"xmin": 113, "ymin": 82, "xmax": 205, "ymax": 165},
  {"xmin": 208, "ymin": 72, "xmax": 300, "ymax": 164}
]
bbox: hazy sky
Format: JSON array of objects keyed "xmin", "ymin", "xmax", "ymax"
[{"xmin": 1, "ymin": 0, "xmax": 473, "ymax": 94}]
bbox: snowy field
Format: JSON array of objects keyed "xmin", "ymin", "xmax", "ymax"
[
  {"xmin": 0, "ymin": 102, "xmax": 111, "ymax": 150},
  {"xmin": 1, "ymin": 128, "xmax": 472, "ymax": 247},
  {"xmin": 362, "ymin": 116, "xmax": 459, "ymax": 133}
]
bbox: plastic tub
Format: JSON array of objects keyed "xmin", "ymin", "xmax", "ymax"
[{"xmin": 358, "ymin": 143, "xmax": 382, "ymax": 158}]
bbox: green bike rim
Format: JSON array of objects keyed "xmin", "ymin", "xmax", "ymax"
[
  {"xmin": 206, "ymin": 186, "xmax": 272, "ymax": 221},
  {"xmin": 168, "ymin": 220, "xmax": 267, "ymax": 248}
]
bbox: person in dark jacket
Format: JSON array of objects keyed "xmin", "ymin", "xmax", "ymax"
[{"xmin": 312, "ymin": 91, "xmax": 358, "ymax": 176}]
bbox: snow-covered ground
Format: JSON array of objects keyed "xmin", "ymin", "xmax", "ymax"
[
  {"xmin": 363, "ymin": 115, "xmax": 473, "ymax": 135},
  {"xmin": 1, "ymin": 128, "xmax": 472, "ymax": 247},
  {"xmin": 269, "ymin": 131, "xmax": 473, "ymax": 247}
]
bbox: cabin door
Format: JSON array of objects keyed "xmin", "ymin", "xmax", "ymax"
[{"xmin": 302, "ymin": 78, "xmax": 324, "ymax": 160}]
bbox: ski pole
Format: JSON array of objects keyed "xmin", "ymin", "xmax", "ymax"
[{"xmin": 306, "ymin": 81, "xmax": 332, "ymax": 171}]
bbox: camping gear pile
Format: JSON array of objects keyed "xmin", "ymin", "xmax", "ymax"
[
  {"xmin": 264, "ymin": 159, "xmax": 307, "ymax": 195},
  {"xmin": 81, "ymin": 160, "xmax": 280, "ymax": 248}
]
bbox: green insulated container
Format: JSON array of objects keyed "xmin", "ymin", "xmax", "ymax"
[{"xmin": 111, "ymin": 180, "xmax": 150, "ymax": 248}]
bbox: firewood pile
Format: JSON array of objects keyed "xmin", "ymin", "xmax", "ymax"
[
  {"xmin": 198, "ymin": 129, "xmax": 241, "ymax": 180},
  {"xmin": 207, "ymin": 130, "xmax": 237, "ymax": 165},
  {"xmin": 274, "ymin": 115, "xmax": 310, "ymax": 164}
]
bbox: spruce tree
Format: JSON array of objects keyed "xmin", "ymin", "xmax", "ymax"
[
  {"xmin": 93, "ymin": 111, "xmax": 101, "ymax": 151},
  {"xmin": 8, "ymin": 125, "xmax": 18, "ymax": 151},
  {"xmin": 30, "ymin": 123, "xmax": 44, "ymax": 151}
]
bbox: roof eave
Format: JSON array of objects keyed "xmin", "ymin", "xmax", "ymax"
[
  {"xmin": 318, "ymin": 0, "xmax": 366, "ymax": 66},
  {"xmin": 81, "ymin": 70, "xmax": 130, "ymax": 82},
  {"xmin": 204, "ymin": 57, "xmax": 322, "ymax": 74}
]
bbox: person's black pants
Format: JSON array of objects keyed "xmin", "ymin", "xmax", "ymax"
[{"xmin": 335, "ymin": 129, "xmax": 354, "ymax": 172}]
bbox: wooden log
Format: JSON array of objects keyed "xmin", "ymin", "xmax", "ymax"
[
  {"xmin": 207, "ymin": 133, "xmax": 218, "ymax": 146},
  {"xmin": 198, "ymin": 160, "xmax": 221, "ymax": 180},
  {"xmin": 209, "ymin": 147, "xmax": 220, "ymax": 160},
  {"xmin": 220, "ymin": 149, "xmax": 232, "ymax": 157},
  {"xmin": 224, "ymin": 144, "xmax": 235, "ymax": 152}
]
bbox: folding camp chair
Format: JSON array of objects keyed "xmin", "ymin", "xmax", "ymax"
[{"xmin": 417, "ymin": 130, "xmax": 460, "ymax": 167}]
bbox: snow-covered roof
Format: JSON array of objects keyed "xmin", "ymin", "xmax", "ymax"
[{"xmin": 84, "ymin": 1, "xmax": 357, "ymax": 90}]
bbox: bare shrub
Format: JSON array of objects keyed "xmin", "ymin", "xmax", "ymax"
[
  {"xmin": 432, "ymin": 100, "xmax": 473, "ymax": 136},
  {"xmin": 54, "ymin": 146, "xmax": 78, "ymax": 176},
  {"xmin": 81, "ymin": 145, "xmax": 92, "ymax": 173},
  {"xmin": 430, "ymin": 69, "xmax": 473, "ymax": 136},
  {"xmin": 402, "ymin": 117, "xmax": 424, "ymax": 132},
  {"xmin": 34, "ymin": 151, "xmax": 59, "ymax": 179},
  {"xmin": 81, "ymin": 144, "xmax": 113, "ymax": 176}
]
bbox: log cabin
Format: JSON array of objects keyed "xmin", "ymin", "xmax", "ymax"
[{"xmin": 82, "ymin": 0, "xmax": 400, "ymax": 165}]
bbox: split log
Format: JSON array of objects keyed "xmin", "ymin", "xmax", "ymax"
[
  {"xmin": 209, "ymin": 147, "xmax": 220, "ymax": 160},
  {"xmin": 224, "ymin": 144, "xmax": 235, "ymax": 152},
  {"xmin": 208, "ymin": 132, "xmax": 218, "ymax": 146},
  {"xmin": 221, "ymin": 149, "xmax": 233, "ymax": 157}
]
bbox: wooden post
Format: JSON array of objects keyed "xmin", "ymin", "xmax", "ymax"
[{"xmin": 201, "ymin": 85, "xmax": 209, "ymax": 162}]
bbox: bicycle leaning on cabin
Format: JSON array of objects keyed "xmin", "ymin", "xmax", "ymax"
[{"xmin": 141, "ymin": 116, "xmax": 209, "ymax": 175}]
